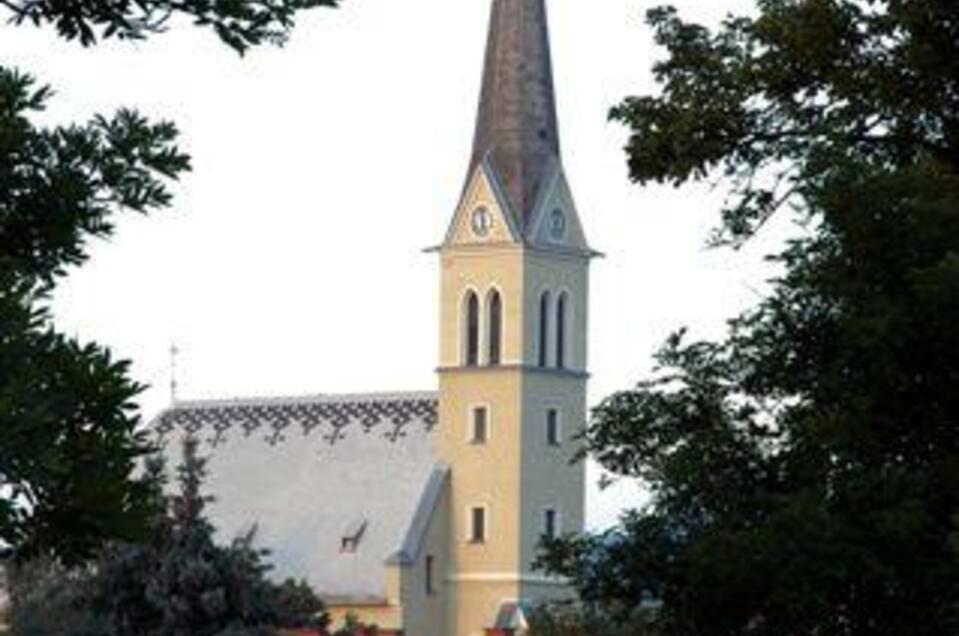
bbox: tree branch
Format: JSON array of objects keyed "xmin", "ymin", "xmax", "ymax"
[{"xmin": 0, "ymin": 0, "xmax": 26, "ymax": 17}]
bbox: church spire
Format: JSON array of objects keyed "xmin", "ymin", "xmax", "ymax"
[{"xmin": 468, "ymin": 0, "xmax": 560, "ymax": 232}]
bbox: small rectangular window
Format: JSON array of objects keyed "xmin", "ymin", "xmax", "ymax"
[
  {"xmin": 425, "ymin": 554, "xmax": 435, "ymax": 596},
  {"xmin": 545, "ymin": 508, "xmax": 558, "ymax": 539},
  {"xmin": 470, "ymin": 507, "xmax": 487, "ymax": 543},
  {"xmin": 471, "ymin": 407, "xmax": 488, "ymax": 444},
  {"xmin": 546, "ymin": 409, "xmax": 560, "ymax": 446}
]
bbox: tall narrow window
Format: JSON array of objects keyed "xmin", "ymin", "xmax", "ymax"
[
  {"xmin": 546, "ymin": 409, "xmax": 560, "ymax": 446},
  {"xmin": 544, "ymin": 508, "xmax": 558, "ymax": 539},
  {"xmin": 465, "ymin": 292, "xmax": 480, "ymax": 366},
  {"xmin": 470, "ymin": 507, "xmax": 487, "ymax": 543},
  {"xmin": 471, "ymin": 406, "xmax": 488, "ymax": 444},
  {"xmin": 538, "ymin": 291, "xmax": 550, "ymax": 367},
  {"xmin": 425, "ymin": 555, "xmax": 435, "ymax": 596},
  {"xmin": 555, "ymin": 293, "xmax": 567, "ymax": 369},
  {"xmin": 488, "ymin": 291, "xmax": 502, "ymax": 366}
]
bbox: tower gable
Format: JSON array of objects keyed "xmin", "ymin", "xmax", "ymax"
[
  {"xmin": 527, "ymin": 162, "xmax": 591, "ymax": 253},
  {"xmin": 444, "ymin": 159, "xmax": 522, "ymax": 248}
]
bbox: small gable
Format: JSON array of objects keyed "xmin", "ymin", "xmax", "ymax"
[
  {"xmin": 445, "ymin": 160, "xmax": 521, "ymax": 247},
  {"xmin": 527, "ymin": 164, "xmax": 591, "ymax": 252}
]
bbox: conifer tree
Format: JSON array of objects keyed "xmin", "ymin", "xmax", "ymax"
[{"xmin": 9, "ymin": 438, "xmax": 328, "ymax": 636}]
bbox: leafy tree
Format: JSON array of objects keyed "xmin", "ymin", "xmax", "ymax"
[
  {"xmin": 611, "ymin": 0, "xmax": 958, "ymax": 246},
  {"xmin": 0, "ymin": 67, "xmax": 188, "ymax": 565},
  {"xmin": 525, "ymin": 603, "xmax": 661, "ymax": 636},
  {"xmin": 0, "ymin": 0, "xmax": 338, "ymax": 54},
  {"xmin": 6, "ymin": 555, "xmax": 109, "ymax": 636},
  {"xmin": 8, "ymin": 437, "xmax": 329, "ymax": 636},
  {"xmin": 329, "ymin": 613, "xmax": 378, "ymax": 636},
  {"xmin": 1, "ymin": 0, "xmax": 334, "ymax": 561},
  {"xmin": 539, "ymin": 2, "xmax": 959, "ymax": 635}
]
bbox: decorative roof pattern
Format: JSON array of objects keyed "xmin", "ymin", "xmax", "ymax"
[
  {"xmin": 468, "ymin": 0, "xmax": 560, "ymax": 231},
  {"xmin": 151, "ymin": 392, "xmax": 440, "ymax": 602},
  {"xmin": 154, "ymin": 392, "xmax": 438, "ymax": 449}
]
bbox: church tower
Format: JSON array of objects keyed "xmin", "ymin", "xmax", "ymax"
[{"xmin": 436, "ymin": 1, "xmax": 594, "ymax": 634}]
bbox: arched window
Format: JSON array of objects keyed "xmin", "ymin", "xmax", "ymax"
[
  {"xmin": 556, "ymin": 292, "xmax": 567, "ymax": 369},
  {"xmin": 538, "ymin": 291, "xmax": 550, "ymax": 367},
  {"xmin": 464, "ymin": 291, "xmax": 480, "ymax": 366},
  {"xmin": 487, "ymin": 291, "xmax": 502, "ymax": 366}
]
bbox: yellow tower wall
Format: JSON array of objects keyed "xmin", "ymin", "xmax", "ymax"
[
  {"xmin": 519, "ymin": 253, "xmax": 589, "ymax": 571},
  {"xmin": 399, "ymin": 483, "xmax": 453, "ymax": 636},
  {"xmin": 436, "ymin": 238, "xmax": 589, "ymax": 636}
]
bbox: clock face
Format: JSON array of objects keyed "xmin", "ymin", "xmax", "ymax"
[
  {"xmin": 548, "ymin": 208, "xmax": 567, "ymax": 241},
  {"xmin": 471, "ymin": 206, "xmax": 493, "ymax": 237}
]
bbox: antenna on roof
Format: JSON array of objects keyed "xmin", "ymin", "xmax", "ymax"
[{"xmin": 170, "ymin": 343, "xmax": 180, "ymax": 404}]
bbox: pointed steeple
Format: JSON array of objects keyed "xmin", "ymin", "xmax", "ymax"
[{"xmin": 467, "ymin": 0, "xmax": 561, "ymax": 232}]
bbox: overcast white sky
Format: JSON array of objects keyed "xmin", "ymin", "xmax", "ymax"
[{"xmin": 4, "ymin": 0, "xmax": 785, "ymax": 529}]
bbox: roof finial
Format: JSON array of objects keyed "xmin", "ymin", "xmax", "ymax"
[{"xmin": 170, "ymin": 343, "xmax": 180, "ymax": 404}]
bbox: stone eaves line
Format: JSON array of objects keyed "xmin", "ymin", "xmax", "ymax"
[
  {"xmin": 425, "ymin": 241, "xmax": 601, "ymax": 261},
  {"xmin": 320, "ymin": 594, "xmax": 394, "ymax": 608},
  {"xmin": 445, "ymin": 572, "xmax": 570, "ymax": 585},
  {"xmin": 436, "ymin": 364, "xmax": 590, "ymax": 380}
]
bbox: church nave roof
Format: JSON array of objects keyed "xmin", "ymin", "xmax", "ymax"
[{"xmin": 151, "ymin": 391, "xmax": 440, "ymax": 603}]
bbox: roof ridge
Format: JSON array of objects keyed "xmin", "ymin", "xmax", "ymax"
[{"xmin": 166, "ymin": 390, "xmax": 438, "ymax": 410}]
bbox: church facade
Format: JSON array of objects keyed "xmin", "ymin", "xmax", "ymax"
[{"xmin": 153, "ymin": 2, "xmax": 594, "ymax": 635}]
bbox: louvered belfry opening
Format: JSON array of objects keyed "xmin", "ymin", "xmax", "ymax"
[{"xmin": 468, "ymin": 0, "xmax": 560, "ymax": 232}]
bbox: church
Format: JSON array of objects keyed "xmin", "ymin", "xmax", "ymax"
[{"xmin": 152, "ymin": 1, "xmax": 595, "ymax": 635}]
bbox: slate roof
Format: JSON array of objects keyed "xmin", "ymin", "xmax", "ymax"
[
  {"xmin": 468, "ymin": 0, "xmax": 560, "ymax": 232},
  {"xmin": 152, "ymin": 392, "xmax": 440, "ymax": 604}
]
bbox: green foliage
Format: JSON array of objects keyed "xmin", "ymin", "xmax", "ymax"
[
  {"xmin": 1, "ymin": 0, "xmax": 329, "ymax": 556},
  {"xmin": 0, "ymin": 0, "xmax": 338, "ymax": 54},
  {"xmin": 0, "ymin": 70, "xmax": 188, "ymax": 285},
  {"xmin": 329, "ymin": 613, "xmax": 377, "ymax": 636},
  {"xmin": 7, "ymin": 557, "xmax": 108, "ymax": 636},
  {"xmin": 7, "ymin": 438, "xmax": 329, "ymax": 636},
  {"xmin": 268, "ymin": 579, "xmax": 329, "ymax": 631},
  {"xmin": 611, "ymin": 0, "xmax": 959, "ymax": 245},
  {"xmin": 526, "ymin": 603, "xmax": 661, "ymax": 636},
  {"xmin": 540, "ymin": 2, "xmax": 959, "ymax": 635},
  {"xmin": 0, "ymin": 66, "xmax": 189, "ymax": 565}
]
